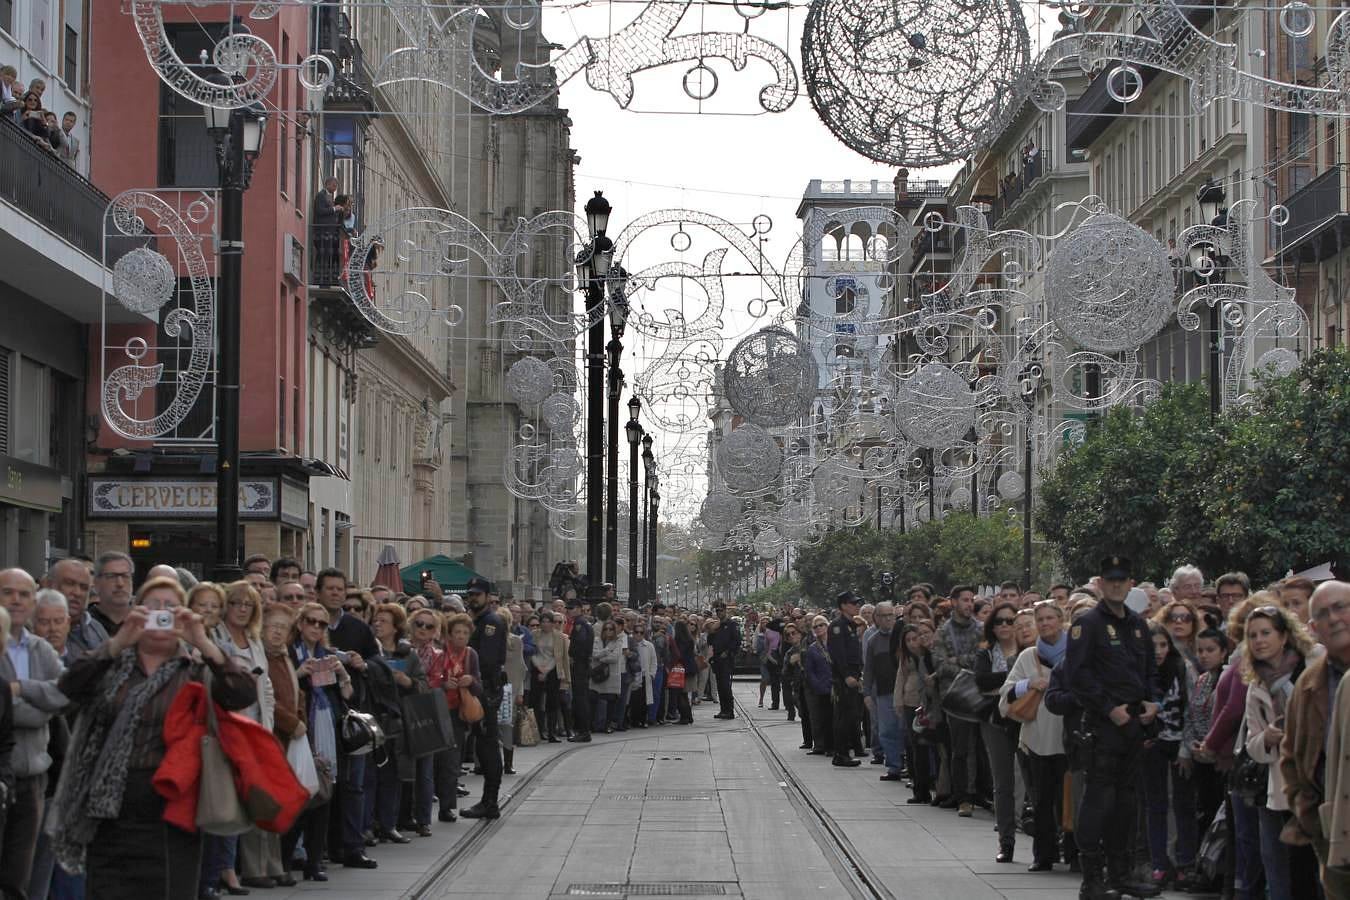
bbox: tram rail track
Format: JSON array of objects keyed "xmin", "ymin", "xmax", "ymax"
[{"xmin": 734, "ymin": 692, "xmax": 896, "ymax": 900}]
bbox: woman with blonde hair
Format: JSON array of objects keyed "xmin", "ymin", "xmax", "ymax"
[
  {"xmin": 1239, "ymin": 604, "xmax": 1320, "ymax": 900},
  {"xmin": 205, "ymin": 581, "xmax": 275, "ymax": 895},
  {"xmin": 187, "ymin": 582, "xmax": 225, "ymax": 631}
]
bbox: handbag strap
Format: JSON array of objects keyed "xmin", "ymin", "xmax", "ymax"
[{"xmin": 202, "ymin": 663, "xmax": 221, "ymax": 737}]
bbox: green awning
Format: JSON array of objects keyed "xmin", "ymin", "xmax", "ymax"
[{"xmin": 400, "ymin": 554, "xmax": 482, "ymax": 594}]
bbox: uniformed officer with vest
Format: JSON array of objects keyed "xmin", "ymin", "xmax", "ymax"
[
  {"xmin": 828, "ymin": 590, "xmax": 864, "ymax": 768},
  {"xmin": 1060, "ymin": 556, "xmax": 1160, "ymax": 900},
  {"xmin": 464, "ymin": 575, "xmax": 505, "ymax": 819}
]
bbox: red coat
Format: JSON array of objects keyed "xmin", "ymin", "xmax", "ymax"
[{"xmin": 153, "ymin": 681, "xmax": 308, "ymax": 834}]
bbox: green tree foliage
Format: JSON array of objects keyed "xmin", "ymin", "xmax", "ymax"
[
  {"xmin": 1037, "ymin": 382, "xmax": 1212, "ymax": 583},
  {"xmin": 1039, "ymin": 349, "xmax": 1350, "ymax": 585},
  {"xmin": 792, "ymin": 511, "xmax": 1027, "ymax": 603}
]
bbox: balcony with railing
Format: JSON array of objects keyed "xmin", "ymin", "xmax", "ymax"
[
  {"xmin": 0, "ymin": 115, "xmax": 144, "ymax": 322},
  {"xmin": 315, "ymin": 8, "xmax": 375, "ymax": 111},
  {"xmin": 1276, "ymin": 167, "xmax": 1349, "ymax": 262},
  {"xmin": 309, "ymin": 222, "xmax": 378, "ymax": 350}
]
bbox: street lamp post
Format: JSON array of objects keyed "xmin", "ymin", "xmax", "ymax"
[
  {"xmin": 641, "ymin": 435, "xmax": 654, "ymax": 604},
  {"xmin": 577, "ymin": 192, "xmax": 614, "ymax": 595},
  {"xmin": 604, "ymin": 270, "xmax": 629, "ymax": 587},
  {"xmin": 648, "ymin": 484, "xmax": 661, "ymax": 604},
  {"xmin": 625, "ymin": 398, "xmax": 643, "ymax": 609},
  {"xmin": 1194, "ymin": 176, "xmax": 1229, "ymax": 422},
  {"xmin": 1019, "ymin": 362, "xmax": 1042, "ymax": 590},
  {"xmin": 204, "ymin": 93, "xmax": 267, "ymax": 583}
]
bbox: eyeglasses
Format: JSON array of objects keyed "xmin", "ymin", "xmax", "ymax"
[
  {"xmin": 1168, "ymin": 612, "xmax": 1194, "ymax": 623},
  {"xmin": 301, "ymin": 616, "xmax": 327, "ymax": 628},
  {"xmin": 1313, "ymin": 599, "xmax": 1350, "ymax": 621},
  {"xmin": 414, "ymin": 621, "xmax": 438, "ymax": 630},
  {"xmin": 226, "ymin": 599, "xmax": 253, "ymax": 610},
  {"xmin": 993, "ymin": 617, "xmax": 1016, "ymax": 626},
  {"xmin": 343, "ymin": 604, "xmax": 363, "ymax": 613}
]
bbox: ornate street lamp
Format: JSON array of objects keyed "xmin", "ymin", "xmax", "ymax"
[
  {"xmin": 641, "ymin": 435, "xmax": 654, "ymax": 601},
  {"xmin": 204, "ymin": 84, "xmax": 267, "ymax": 582},
  {"xmin": 604, "ymin": 266, "xmax": 630, "ymax": 587},
  {"xmin": 576, "ymin": 192, "xmax": 615, "ymax": 597},
  {"xmin": 1191, "ymin": 176, "xmax": 1229, "ymax": 420},
  {"xmin": 625, "ymin": 398, "xmax": 643, "ymax": 608}
]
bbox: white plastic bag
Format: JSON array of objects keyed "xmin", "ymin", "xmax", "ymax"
[
  {"xmin": 498, "ymin": 683, "xmax": 514, "ymax": 725},
  {"xmin": 287, "ymin": 735, "xmax": 320, "ymax": 796}
]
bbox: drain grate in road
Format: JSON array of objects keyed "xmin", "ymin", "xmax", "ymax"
[
  {"xmin": 609, "ymin": 792, "xmax": 713, "ymax": 801},
  {"xmin": 566, "ymin": 883, "xmax": 730, "ymax": 896}
]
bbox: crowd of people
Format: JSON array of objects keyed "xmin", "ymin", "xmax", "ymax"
[
  {"xmin": 2, "ymin": 547, "xmax": 1347, "ymax": 900},
  {"xmin": 749, "ymin": 563, "xmax": 1350, "ymax": 900},
  {"xmin": 1, "ymin": 67, "xmax": 79, "ymax": 168}
]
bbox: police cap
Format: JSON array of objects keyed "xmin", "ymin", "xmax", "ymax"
[{"xmin": 1100, "ymin": 556, "xmax": 1132, "ymax": 580}]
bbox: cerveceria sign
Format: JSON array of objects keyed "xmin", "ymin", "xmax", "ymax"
[{"xmin": 87, "ymin": 477, "xmax": 278, "ymax": 519}]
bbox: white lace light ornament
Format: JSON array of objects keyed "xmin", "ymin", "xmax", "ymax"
[
  {"xmin": 717, "ymin": 424, "xmax": 783, "ymax": 493},
  {"xmin": 1044, "ymin": 213, "xmax": 1174, "ymax": 353},
  {"xmin": 505, "ymin": 357, "xmax": 555, "ymax": 406},
  {"xmin": 112, "ymin": 247, "xmax": 176, "ymax": 316},
  {"xmin": 895, "ymin": 363, "xmax": 976, "ymax": 449},
  {"xmin": 722, "ymin": 327, "xmax": 819, "ymax": 427}
]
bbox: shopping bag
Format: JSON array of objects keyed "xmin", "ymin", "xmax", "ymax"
[
  {"xmin": 402, "ymin": 690, "xmax": 455, "ymax": 758},
  {"xmin": 196, "ymin": 668, "xmax": 251, "ymax": 836},
  {"xmin": 668, "ymin": 665, "xmax": 686, "ymax": 689},
  {"xmin": 517, "ymin": 708, "xmax": 541, "ymax": 747},
  {"xmin": 286, "ymin": 735, "xmax": 320, "ymax": 796}
]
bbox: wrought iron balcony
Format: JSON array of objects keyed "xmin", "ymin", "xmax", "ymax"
[
  {"xmin": 0, "ymin": 116, "xmax": 108, "ymax": 259},
  {"xmin": 315, "ymin": 9, "xmax": 374, "ymax": 111},
  {"xmin": 1278, "ymin": 167, "xmax": 1344, "ymax": 256}
]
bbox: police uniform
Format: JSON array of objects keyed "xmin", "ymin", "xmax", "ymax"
[
  {"xmin": 828, "ymin": 591, "xmax": 864, "ymax": 766},
  {"xmin": 709, "ymin": 607, "xmax": 740, "ymax": 719},
  {"xmin": 1060, "ymin": 556, "xmax": 1159, "ymax": 900},
  {"xmin": 464, "ymin": 578, "xmax": 505, "ymax": 815}
]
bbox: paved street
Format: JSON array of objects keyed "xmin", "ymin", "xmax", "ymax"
[{"xmin": 268, "ymin": 680, "xmax": 1194, "ymax": 900}]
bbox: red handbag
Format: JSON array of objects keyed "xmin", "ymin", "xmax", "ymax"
[{"xmin": 668, "ymin": 665, "xmax": 686, "ymax": 689}]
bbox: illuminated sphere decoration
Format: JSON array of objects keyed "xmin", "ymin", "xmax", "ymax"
[
  {"xmin": 801, "ymin": 0, "xmax": 1031, "ymax": 167},
  {"xmin": 1044, "ymin": 213, "xmax": 1174, "ymax": 353},
  {"xmin": 723, "ymin": 327, "xmax": 819, "ymax": 428},
  {"xmin": 700, "ymin": 491, "xmax": 744, "ymax": 534},
  {"xmin": 505, "ymin": 357, "xmax": 554, "ymax": 405},
  {"xmin": 754, "ymin": 527, "xmax": 784, "ymax": 560},
  {"xmin": 113, "ymin": 247, "xmax": 177, "ymax": 316},
  {"xmin": 895, "ymin": 363, "xmax": 976, "ymax": 449},
  {"xmin": 717, "ymin": 424, "xmax": 783, "ymax": 493},
  {"xmin": 997, "ymin": 470, "xmax": 1025, "ymax": 501}
]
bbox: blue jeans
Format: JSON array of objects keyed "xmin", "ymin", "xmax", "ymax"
[
  {"xmin": 872, "ymin": 695, "xmax": 904, "ymax": 774},
  {"xmin": 1230, "ymin": 791, "xmax": 1262, "ymax": 900},
  {"xmin": 340, "ymin": 754, "xmax": 368, "ymax": 855},
  {"xmin": 48, "ymin": 867, "xmax": 84, "ymax": 900},
  {"xmin": 617, "ymin": 674, "xmax": 634, "ymax": 729},
  {"xmin": 592, "ymin": 692, "xmax": 619, "ymax": 731},
  {"xmin": 1258, "ymin": 806, "xmax": 1293, "ymax": 900},
  {"xmin": 648, "ymin": 670, "xmax": 666, "ymax": 722},
  {"xmin": 200, "ymin": 834, "xmax": 238, "ymax": 894},
  {"xmin": 1141, "ymin": 742, "xmax": 1197, "ymax": 869}
]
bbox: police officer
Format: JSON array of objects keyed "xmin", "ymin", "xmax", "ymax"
[
  {"xmin": 828, "ymin": 590, "xmax": 864, "ymax": 768},
  {"xmin": 566, "ymin": 595, "xmax": 594, "ymax": 742},
  {"xmin": 709, "ymin": 600, "xmax": 740, "ymax": 719},
  {"xmin": 1061, "ymin": 557, "xmax": 1159, "ymax": 900},
  {"xmin": 463, "ymin": 576, "xmax": 505, "ymax": 819}
]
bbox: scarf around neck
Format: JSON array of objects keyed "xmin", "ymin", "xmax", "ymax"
[
  {"xmin": 48, "ymin": 648, "xmax": 191, "ymax": 874},
  {"xmin": 1038, "ymin": 632, "xmax": 1068, "ymax": 668}
]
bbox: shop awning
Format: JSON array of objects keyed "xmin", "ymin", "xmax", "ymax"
[{"xmin": 400, "ymin": 554, "xmax": 483, "ymax": 594}]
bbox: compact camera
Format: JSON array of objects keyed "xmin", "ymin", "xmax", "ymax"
[{"xmin": 145, "ymin": 609, "xmax": 175, "ymax": 631}]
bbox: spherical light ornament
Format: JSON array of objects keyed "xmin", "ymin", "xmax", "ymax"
[
  {"xmin": 505, "ymin": 357, "xmax": 554, "ymax": 405},
  {"xmin": 802, "ymin": 0, "xmax": 1031, "ymax": 167},
  {"xmin": 723, "ymin": 327, "xmax": 819, "ymax": 427},
  {"xmin": 754, "ymin": 527, "xmax": 784, "ymax": 560},
  {"xmin": 895, "ymin": 363, "xmax": 976, "ymax": 449},
  {"xmin": 113, "ymin": 247, "xmax": 176, "ymax": 315},
  {"xmin": 812, "ymin": 457, "xmax": 858, "ymax": 510},
  {"xmin": 997, "ymin": 470, "xmax": 1025, "ymax": 501},
  {"xmin": 1256, "ymin": 347, "xmax": 1300, "ymax": 377},
  {"xmin": 541, "ymin": 393, "xmax": 579, "ymax": 429},
  {"xmin": 700, "ymin": 492, "xmax": 744, "ymax": 534},
  {"xmin": 948, "ymin": 486, "xmax": 971, "ymax": 508},
  {"xmin": 1044, "ymin": 213, "xmax": 1173, "ymax": 352},
  {"xmin": 717, "ymin": 424, "xmax": 783, "ymax": 492},
  {"xmin": 778, "ymin": 499, "xmax": 814, "ymax": 540}
]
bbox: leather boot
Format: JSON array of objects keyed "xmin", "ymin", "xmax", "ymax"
[
  {"xmin": 1106, "ymin": 854, "xmax": 1159, "ymax": 898},
  {"xmin": 1078, "ymin": 853, "xmax": 1121, "ymax": 900}
]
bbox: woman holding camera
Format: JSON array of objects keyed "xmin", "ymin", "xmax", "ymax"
[{"xmin": 49, "ymin": 576, "xmax": 256, "ymax": 900}]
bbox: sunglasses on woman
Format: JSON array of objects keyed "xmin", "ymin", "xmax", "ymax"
[{"xmin": 301, "ymin": 616, "xmax": 327, "ymax": 628}]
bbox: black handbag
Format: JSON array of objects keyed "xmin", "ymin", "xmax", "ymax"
[
  {"xmin": 401, "ymin": 690, "xmax": 455, "ymax": 758},
  {"xmin": 1230, "ymin": 748, "xmax": 1268, "ymax": 806},
  {"xmin": 940, "ymin": 670, "xmax": 998, "ymax": 723},
  {"xmin": 340, "ymin": 708, "xmax": 386, "ymax": 756},
  {"xmin": 590, "ymin": 662, "xmax": 610, "ymax": 684}
]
